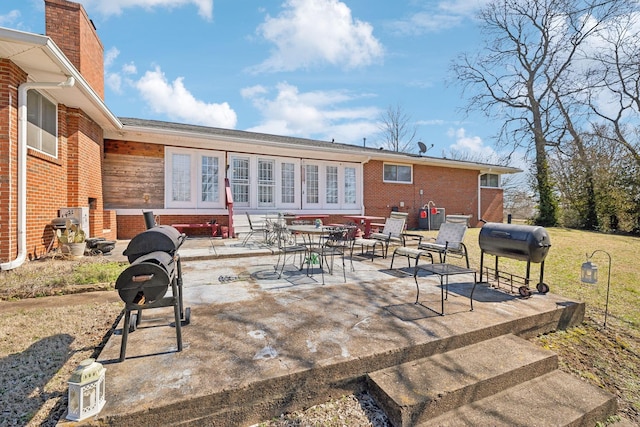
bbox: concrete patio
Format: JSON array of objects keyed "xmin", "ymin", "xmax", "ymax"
[{"xmin": 62, "ymin": 236, "xmax": 616, "ymax": 426}]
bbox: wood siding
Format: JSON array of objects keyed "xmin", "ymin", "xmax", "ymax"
[{"xmin": 103, "ymin": 140, "xmax": 164, "ymax": 209}]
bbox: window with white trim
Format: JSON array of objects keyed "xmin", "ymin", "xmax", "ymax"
[
  {"xmin": 230, "ymin": 157, "xmax": 250, "ymax": 206},
  {"xmin": 201, "ymin": 155, "xmax": 220, "ymax": 202},
  {"xmin": 344, "ymin": 167, "xmax": 356, "ymax": 204},
  {"xmin": 383, "ymin": 163, "xmax": 412, "ymax": 183},
  {"xmin": 301, "ymin": 160, "xmax": 361, "ymax": 209},
  {"xmin": 165, "ymin": 147, "xmax": 224, "ymax": 208},
  {"xmin": 480, "ymin": 173, "xmax": 500, "ymax": 188},
  {"xmin": 27, "ymin": 90, "xmax": 57, "ymax": 157},
  {"xmin": 326, "ymin": 165, "xmax": 338, "ymax": 205},
  {"xmin": 281, "ymin": 162, "xmax": 296, "ymax": 204},
  {"xmin": 171, "ymin": 153, "xmax": 191, "ymax": 203},
  {"xmin": 257, "ymin": 159, "xmax": 275, "ymax": 207},
  {"xmin": 305, "ymin": 164, "xmax": 319, "ymax": 204}
]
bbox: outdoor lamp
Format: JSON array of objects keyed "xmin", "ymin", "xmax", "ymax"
[
  {"xmin": 66, "ymin": 358, "xmax": 106, "ymax": 421},
  {"xmin": 580, "ymin": 250, "xmax": 612, "ymax": 328},
  {"xmin": 580, "ymin": 260, "xmax": 598, "ymax": 284}
]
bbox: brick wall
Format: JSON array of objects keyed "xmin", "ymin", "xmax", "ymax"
[
  {"xmin": 480, "ymin": 187, "xmax": 504, "ymax": 225},
  {"xmin": 363, "ymin": 161, "xmax": 481, "ymax": 229},
  {"xmin": 24, "ymin": 103, "xmax": 69, "ymax": 260},
  {"xmin": 0, "ymin": 62, "xmax": 113, "ymax": 261},
  {"xmin": 0, "ymin": 60, "xmax": 26, "ymax": 262},
  {"xmin": 45, "ymin": 0, "xmax": 104, "ymax": 99}
]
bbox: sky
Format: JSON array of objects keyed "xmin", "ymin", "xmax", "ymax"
[{"xmin": 0, "ymin": 0, "xmax": 512, "ymax": 163}]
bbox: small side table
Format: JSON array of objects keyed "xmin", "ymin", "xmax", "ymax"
[{"xmin": 414, "ymin": 263, "xmax": 478, "ymax": 315}]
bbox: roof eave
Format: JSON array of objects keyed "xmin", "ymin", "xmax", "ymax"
[
  {"xmin": 107, "ymin": 121, "xmax": 522, "ymax": 174},
  {"xmin": 0, "ymin": 27, "xmax": 122, "ymax": 130}
]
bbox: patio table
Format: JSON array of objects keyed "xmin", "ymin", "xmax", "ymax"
[
  {"xmin": 288, "ymin": 224, "xmax": 330, "ymax": 248},
  {"xmin": 344, "ymin": 215, "xmax": 385, "ymax": 238},
  {"xmin": 414, "ymin": 263, "xmax": 478, "ymax": 316}
]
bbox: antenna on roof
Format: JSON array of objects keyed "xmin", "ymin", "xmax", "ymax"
[{"xmin": 417, "ymin": 141, "xmax": 433, "ymax": 156}]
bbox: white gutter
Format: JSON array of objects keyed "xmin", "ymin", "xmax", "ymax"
[{"xmin": 1, "ymin": 76, "xmax": 75, "ymax": 270}]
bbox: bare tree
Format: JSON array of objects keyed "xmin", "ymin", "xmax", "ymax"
[
  {"xmin": 377, "ymin": 104, "xmax": 417, "ymax": 152},
  {"xmin": 451, "ymin": 0, "xmax": 625, "ymax": 227},
  {"xmin": 585, "ymin": 12, "xmax": 640, "ymax": 166}
]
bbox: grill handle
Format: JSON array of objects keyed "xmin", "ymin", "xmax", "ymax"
[
  {"xmin": 489, "ymin": 230, "xmax": 512, "ymax": 239},
  {"xmin": 132, "ymin": 274, "xmax": 154, "ymax": 283}
]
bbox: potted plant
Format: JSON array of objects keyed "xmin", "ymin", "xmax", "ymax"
[{"xmin": 57, "ymin": 220, "xmax": 86, "ymax": 257}]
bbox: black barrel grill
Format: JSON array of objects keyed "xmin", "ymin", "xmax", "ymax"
[
  {"xmin": 479, "ymin": 222, "xmax": 551, "ymax": 297},
  {"xmin": 116, "ymin": 225, "xmax": 190, "ymax": 362}
]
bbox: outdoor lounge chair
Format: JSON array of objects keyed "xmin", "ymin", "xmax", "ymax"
[
  {"xmin": 368, "ymin": 216, "xmax": 407, "ymax": 258},
  {"xmin": 352, "ymin": 234, "xmax": 385, "ymax": 260},
  {"xmin": 417, "ymin": 221, "xmax": 469, "ymax": 267}
]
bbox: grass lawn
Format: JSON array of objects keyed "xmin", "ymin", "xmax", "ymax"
[{"xmin": 458, "ymin": 226, "xmax": 640, "ymax": 423}]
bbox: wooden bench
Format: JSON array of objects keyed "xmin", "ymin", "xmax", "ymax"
[{"xmin": 171, "ymin": 223, "xmax": 218, "ymax": 237}]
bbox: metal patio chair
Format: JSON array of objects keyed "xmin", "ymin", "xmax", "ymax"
[
  {"xmin": 307, "ymin": 225, "xmax": 356, "ymax": 284},
  {"xmin": 241, "ymin": 213, "xmax": 269, "ymax": 246},
  {"xmin": 418, "ymin": 221, "xmax": 469, "ymax": 267},
  {"xmin": 273, "ymin": 222, "xmax": 309, "ymax": 279},
  {"xmin": 368, "ymin": 216, "xmax": 407, "ymax": 258}
]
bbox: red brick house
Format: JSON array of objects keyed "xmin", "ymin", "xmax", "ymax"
[{"xmin": 0, "ymin": 0, "xmax": 519, "ymax": 269}]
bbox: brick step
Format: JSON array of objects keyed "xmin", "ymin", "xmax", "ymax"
[
  {"xmin": 422, "ymin": 370, "xmax": 617, "ymax": 427},
  {"xmin": 366, "ymin": 334, "xmax": 558, "ymax": 426}
]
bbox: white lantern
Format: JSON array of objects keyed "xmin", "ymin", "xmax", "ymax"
[
  {"xmin": 580, "ymin": 260, "xmax": 598, "ymax": 284},
  {"xmin": 66, "ymin": 358, "xmax": 106, "ymax": 421},
  {"xmin": 580, "ymin": 250, "xmax": 613, "ymax": 328}
]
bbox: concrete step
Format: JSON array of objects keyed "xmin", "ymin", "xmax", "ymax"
[
  {"xmin": 367, "ymin": 333, "xmax": 618, "ymax": 427},
  {"xmin": 367, "ymin": 334, "xmax": 559, "ymax": 426},
  {"xmin": 422, "ymin": 370, "xmax": 617, "ymax": 427}
]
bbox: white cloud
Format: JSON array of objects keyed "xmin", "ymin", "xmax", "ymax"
[
  {"xmin": 78, "ymin": 0, "xmax": 213, "ymax": 21},
  {"xmin": 135, "ymin": 66, "xmax": 237, "ymax": 128},
  {"xmin": 242, "ymin": 81, "xmax": 379, "ymax": 144},
  {"xmin": 122, "ymin": 62, "xmax": 137, "ymax": 75},
  {"xmin": 448, "ymin": 127, "xmax": 498, "ymax": 159},
  {"xmin": 251, "ymin": 0, "xmax": 383, "ymax": 72},
  {"xmin": 104, "ymin": 47, "xmax": 120, "ymax": 68},
  {"xmin": 106, "ymin": 73, "xmax": 123, "ymax": 94},
  {"xmin": 0, "ymin": 10, "xmax": 21, "ymax": 26},
  {"xmin": 240, "ymin": 85, "xmax": 268, "ymax": 99},
  {"xmin": 387, "ymin": 0, "xmax": 488, "ymax": 34},
  {"xmin": 104, "ymin": 47, "xmax": 124, "ymax": 93}
]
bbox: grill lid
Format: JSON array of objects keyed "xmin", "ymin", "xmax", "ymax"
[
  {"xmin": 123, "ymin": 225, "xmax": 186, "ymax": 263},
  {"xmin": 116, "ymin": 251, "xmax": 176, "ymax": 304},
  {"xmin": 479, "ymin": 222, "xmax": 551, "ymax": 263}
]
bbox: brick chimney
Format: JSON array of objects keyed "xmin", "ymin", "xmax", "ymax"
[{"xmin": 45, "ymin": 0, "xmax": 104, "ymax": 99}]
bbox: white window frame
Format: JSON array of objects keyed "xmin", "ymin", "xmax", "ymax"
[
  {"xmin": 230, "ymin": 156, "xmax": 251, "ymax": 208},
  {"xmin": 302, "ymin": 160, "xmax": 361, "ymax": 210},
  {"xmin": 383, "ymin": 163, "xmax": 413, "ymax": 184},
  {"xmin": 165, "ymin": 147, "xmax": 225, "ymax": 209},
  {"xmin": 480, "ymin": 173, "xmax": 501, "ymax": 188},
  {"xmin": 27, "ymin": 90, "xmax": 58, "ymax": 158},
  {"xmin": 280, "ymin": 161, "xmax": 297, "ymax": 205},
  {"xmin": 257, "ymin": 158, "xmax": 276, "ymax": 208},
  {"xmin": 229, "ymin": 154, "xmax": 302, "ymax": 210}
]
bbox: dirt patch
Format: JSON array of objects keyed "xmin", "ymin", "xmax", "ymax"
[
  {"xmin": 533, "ymin": 310, "xmax": 640, "ymax": 424},
  {"xmin": 0, "ymin": 297, "xmax": 123, "ymax": 426}
]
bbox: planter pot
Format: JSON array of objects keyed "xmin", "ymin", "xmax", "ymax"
[{"xmin": 62, "ymin": 242, "xmax": 86, "ymax": 257}]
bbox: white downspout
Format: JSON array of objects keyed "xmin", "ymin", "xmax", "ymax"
[
  {"xmin": 359, "ymin": 156, "xmax": 371, "ymax": 214},
  {"xmin": 1, "ymin": 77, "xmax": 75, "ymax": 270},
  {"xmin": 477, "ymin": 173, "xmax": 482, "ymax": 222}
]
